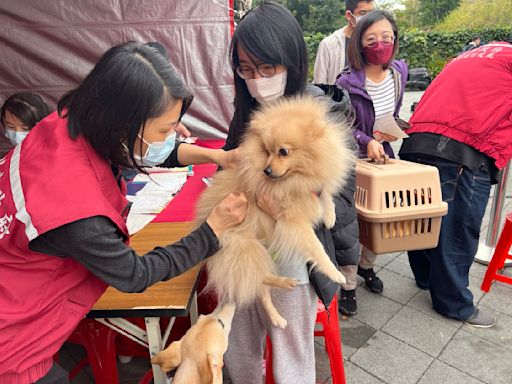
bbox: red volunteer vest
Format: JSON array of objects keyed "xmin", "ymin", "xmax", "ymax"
[
  {"xmin": 0, "ymin": 112, "xmax": 129, "ymax": 383},
  {"xmin": 408, "ymin": 42, "xmax": 512, "ymax": 169}
]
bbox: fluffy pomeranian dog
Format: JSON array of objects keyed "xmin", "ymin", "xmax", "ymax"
[{"xmin": 195, "ymin": 96, "xmax": 355, "ymax": 328}]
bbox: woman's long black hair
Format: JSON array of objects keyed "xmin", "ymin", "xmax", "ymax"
[
  {"xmin": 58, "ymin": 41, "xmax": 193, "ymax": 171},
  {"xmin": 225, "ymin": 1, "xmax": 308, "ymax": 149}
]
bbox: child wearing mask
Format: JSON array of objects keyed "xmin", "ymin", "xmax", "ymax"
[{"xmin": 1, "ymin": 92, "xmax": 51, "ymax": 150}]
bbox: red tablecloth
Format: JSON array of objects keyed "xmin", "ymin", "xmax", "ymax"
[{"xmin": 153, "ymin": 139, "xmax": 225, "ymax": 223}]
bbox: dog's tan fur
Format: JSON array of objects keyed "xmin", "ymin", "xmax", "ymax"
[
  {"xmin": 151, "ymin": 303, "xmax": 236, "ymax": 384},
  {"xmin": 196, "ymin": 96, "xmax": 355, "ymax": 328}
]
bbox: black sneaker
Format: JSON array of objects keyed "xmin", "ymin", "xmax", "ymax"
[
  {"xmin": 339, "ymin": 289, "xmax": 357, "ymax": 316},
  {"xmin": 358, "ymin": 267, "xmax": 384, "ymax": 293}
]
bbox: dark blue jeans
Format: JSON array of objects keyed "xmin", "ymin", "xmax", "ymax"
[{"xmin": 405, "ymin": 157, "xmax": 491, "ymax": 320}]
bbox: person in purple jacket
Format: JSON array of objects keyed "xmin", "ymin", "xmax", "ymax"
[{"xmin": 336, "ymin": 10, "xmax": 408, "ymax": 294}]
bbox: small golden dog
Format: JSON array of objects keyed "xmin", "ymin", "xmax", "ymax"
[
  {"xmin": 151, "ymin": 303, "xmax": 235, "ymax": 384},
  {"xmin": 196, "ymin": 96, "xmax": 355, "ymax": 328}
]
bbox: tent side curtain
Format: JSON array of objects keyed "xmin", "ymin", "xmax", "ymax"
[{"xmin": 0, "ymin": 0, "xmax": 235, "ymax": 138}]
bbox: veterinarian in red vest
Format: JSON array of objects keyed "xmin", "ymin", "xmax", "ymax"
[
  {"xmin": 399, "ymin": 41, "xmax": 512, "ymax": 328},
  {"xmin": 0, "ymin": 42, "xmax": 247, "ymax": 384}
]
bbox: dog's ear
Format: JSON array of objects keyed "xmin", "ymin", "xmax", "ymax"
[
  {"xmin": 151, "ymin": 340, "xmax": 182, "ymax": 373},
  {"xmin": 305, "ymin": 121, "xmax": 327, "ymax": 141},
  {"xmin": 207, "ymin": 353, "xmax": 224, "ymax": 384}
]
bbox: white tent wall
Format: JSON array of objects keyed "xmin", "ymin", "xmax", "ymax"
[{"xmin": 0, "ymin": 0, "xmax": 235, "ymax": 138}]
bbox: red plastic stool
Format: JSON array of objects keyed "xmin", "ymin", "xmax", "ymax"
[
  {"xmin": 265, "ymin": 295, "xmax": 346, "ymax": 384},
  {"xmin": 66, "ymin": 319, "xmax": 119, "ymax": 384},
  {"xmin": 481, "ymin": 213, "xmax": 512, "ymax": 292}
]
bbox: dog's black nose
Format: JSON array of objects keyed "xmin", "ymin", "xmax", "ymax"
[{"xmin": 264, "ymin": 167, "xmax": 272, "ymax": 176}]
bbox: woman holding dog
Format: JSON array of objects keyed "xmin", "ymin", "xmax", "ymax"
[
  {"xmin": 0, "ymin": 42, "xmax": 248, "ymax": 383},
  {"xmin": 223, "ymin": 2, "xmax": 360, "ymax": 383},
  {"xmin": 336, "ymin": 10, "xmax": 408, "ymax": 296}
]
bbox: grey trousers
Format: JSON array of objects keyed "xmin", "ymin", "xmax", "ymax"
[
  {"xmin": 359, "ymin": 246, "xmax": 378, "ymax": 269},
  {"xmin": 340, "ymin": 247, "xmax": 378, "ymax": 291},
  {"xmin": 225, "ymin": 284, "xmax": 317, "ymax": 384},
  {"xmin": 340, "ymin": 265, "xmax": 358, "ymax": 290}
]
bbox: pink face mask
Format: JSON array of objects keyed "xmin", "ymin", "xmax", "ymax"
[{"xmin": 363, "ymin": 42, "xmax": 394, "ymax": 65}]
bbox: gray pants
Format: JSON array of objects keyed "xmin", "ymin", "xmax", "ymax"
[
  {"xmin": 225, "ymin": 284, "xmax": 317, "ymax": 384},
  {"xmin": 359, "ymin": 246, "xmax": 377, "ymax": 269},
  {"xmin": 340, "ymin": 265, "xmax": 358, "ymax": 290},
  {"xmin": 340, "ymin": 247, "xmax": 377, "ymax": 290}
]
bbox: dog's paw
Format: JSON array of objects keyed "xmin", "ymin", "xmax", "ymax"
[
  {"xmin": 323, "ymin": 210, "xmax": 336, "ymax": 229},
  {"xmin": 270, "ymin": 314, "xmax": 288, "ymax": 329},
  {"xmin": 285, "ymin": 278, "xmax": 299, "ymax": 289},
  {"xmin": 334, "ymin": 270, "xmax": 347, "ymax": 285},
  {"xmin": 277, "ymin": 277, "xmax": 299, "ymax": 289},
  {"xmin": 263, "ymin": 275, "xmax": 299, "ymax": 289}
]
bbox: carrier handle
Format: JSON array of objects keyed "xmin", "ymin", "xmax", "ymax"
[{"xmin": 364, "ymin": 155, "xmax": 390, "ymax": 165}]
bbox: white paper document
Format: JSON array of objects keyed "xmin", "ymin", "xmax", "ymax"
[
  {"xmin": 126, "ymin": 213, "xmax": 156, "ymax": 235},
  {"xmin": 129, "ymin": 194, "xmax": 172, "ymax": 214},
  {"xmin": 137, "ymin": 181, "xmax": 184, "ymax": 196},
  {"xmin": 373, "ymin": 113, "xmax": 409, "ymax": 141},
  {"xmin": 133, "ymin": 172, "xmax": 187, "ymax": 198},
  {"xmin": 133, "ymin": 172, "xmax": 187, "ymax": 188},
  {"xmin": 126, "ymin": 168, "xmax": 189, "ymax": 231}
]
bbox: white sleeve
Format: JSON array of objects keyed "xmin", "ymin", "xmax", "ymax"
[{"xmin": 313, "ymin": 39, "xmax": 330, "ymax": 84}]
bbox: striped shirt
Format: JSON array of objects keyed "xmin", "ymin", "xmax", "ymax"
[{"xmin": 366, "ymin": 71, "xmax": 396, "ymax": 119}]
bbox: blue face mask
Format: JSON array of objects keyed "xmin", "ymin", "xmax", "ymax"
[
  {"xmin": 6, "ymin": 129, "xmax": 30, "ymax": 145},
  {"xmin": 134, "ymin": 131, "xmax": 177, "ymax": 167}
]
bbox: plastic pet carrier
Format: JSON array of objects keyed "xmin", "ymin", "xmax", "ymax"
[{"xmin": 355, "ymin": 158, "xmax": 448, "ymax": 254}]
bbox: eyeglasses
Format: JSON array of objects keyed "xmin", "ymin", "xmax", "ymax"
[
  {"xmin": 236, "ymin": 63, "xmax": 276, "ymax": 80},
  {"xmin": 363, "ymin": 34, "xmax": 395, "ymax": 48}
]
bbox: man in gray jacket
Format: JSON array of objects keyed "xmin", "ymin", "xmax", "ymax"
[{"xmin": 313, "ymin": 0, "xmax": 374, "ymax": 85}]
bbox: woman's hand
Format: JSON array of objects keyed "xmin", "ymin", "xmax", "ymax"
[
  {"xmin": 367, "ymin": 139, "xmax": 386, "ymax": 162},
  {"xmin": 257, "ymin": 193, "xmax": 284, "ymax": 221},
  {"xmin": 175, "ymin": 122, "xmax": 191, "ymax": 138},
  {"xmin": 215, "ymin": 148, "xmax": 240, "ymax": 170},
  {"xmin": 206, "ymin": 192, "xmax": 248, "ymax": 236}
]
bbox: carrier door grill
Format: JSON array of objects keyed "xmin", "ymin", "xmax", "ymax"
[
  {"xmin": 355, "ymin": 186, "xmax": 367, "ymax": 207},
  {"xmin": 380, "ymin": 218, "xmax": 433, "ymax": 239},
  {"xmin": 359, "ymin": 186, "xmax": 435, "ymax": 241},
  {"xmin": 380, "ymin": 187, "xmax": 435, "ymax": 239},
  {"xmin": 384, "ymin": 188, "xmax": 432, "ymax": 209}
]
